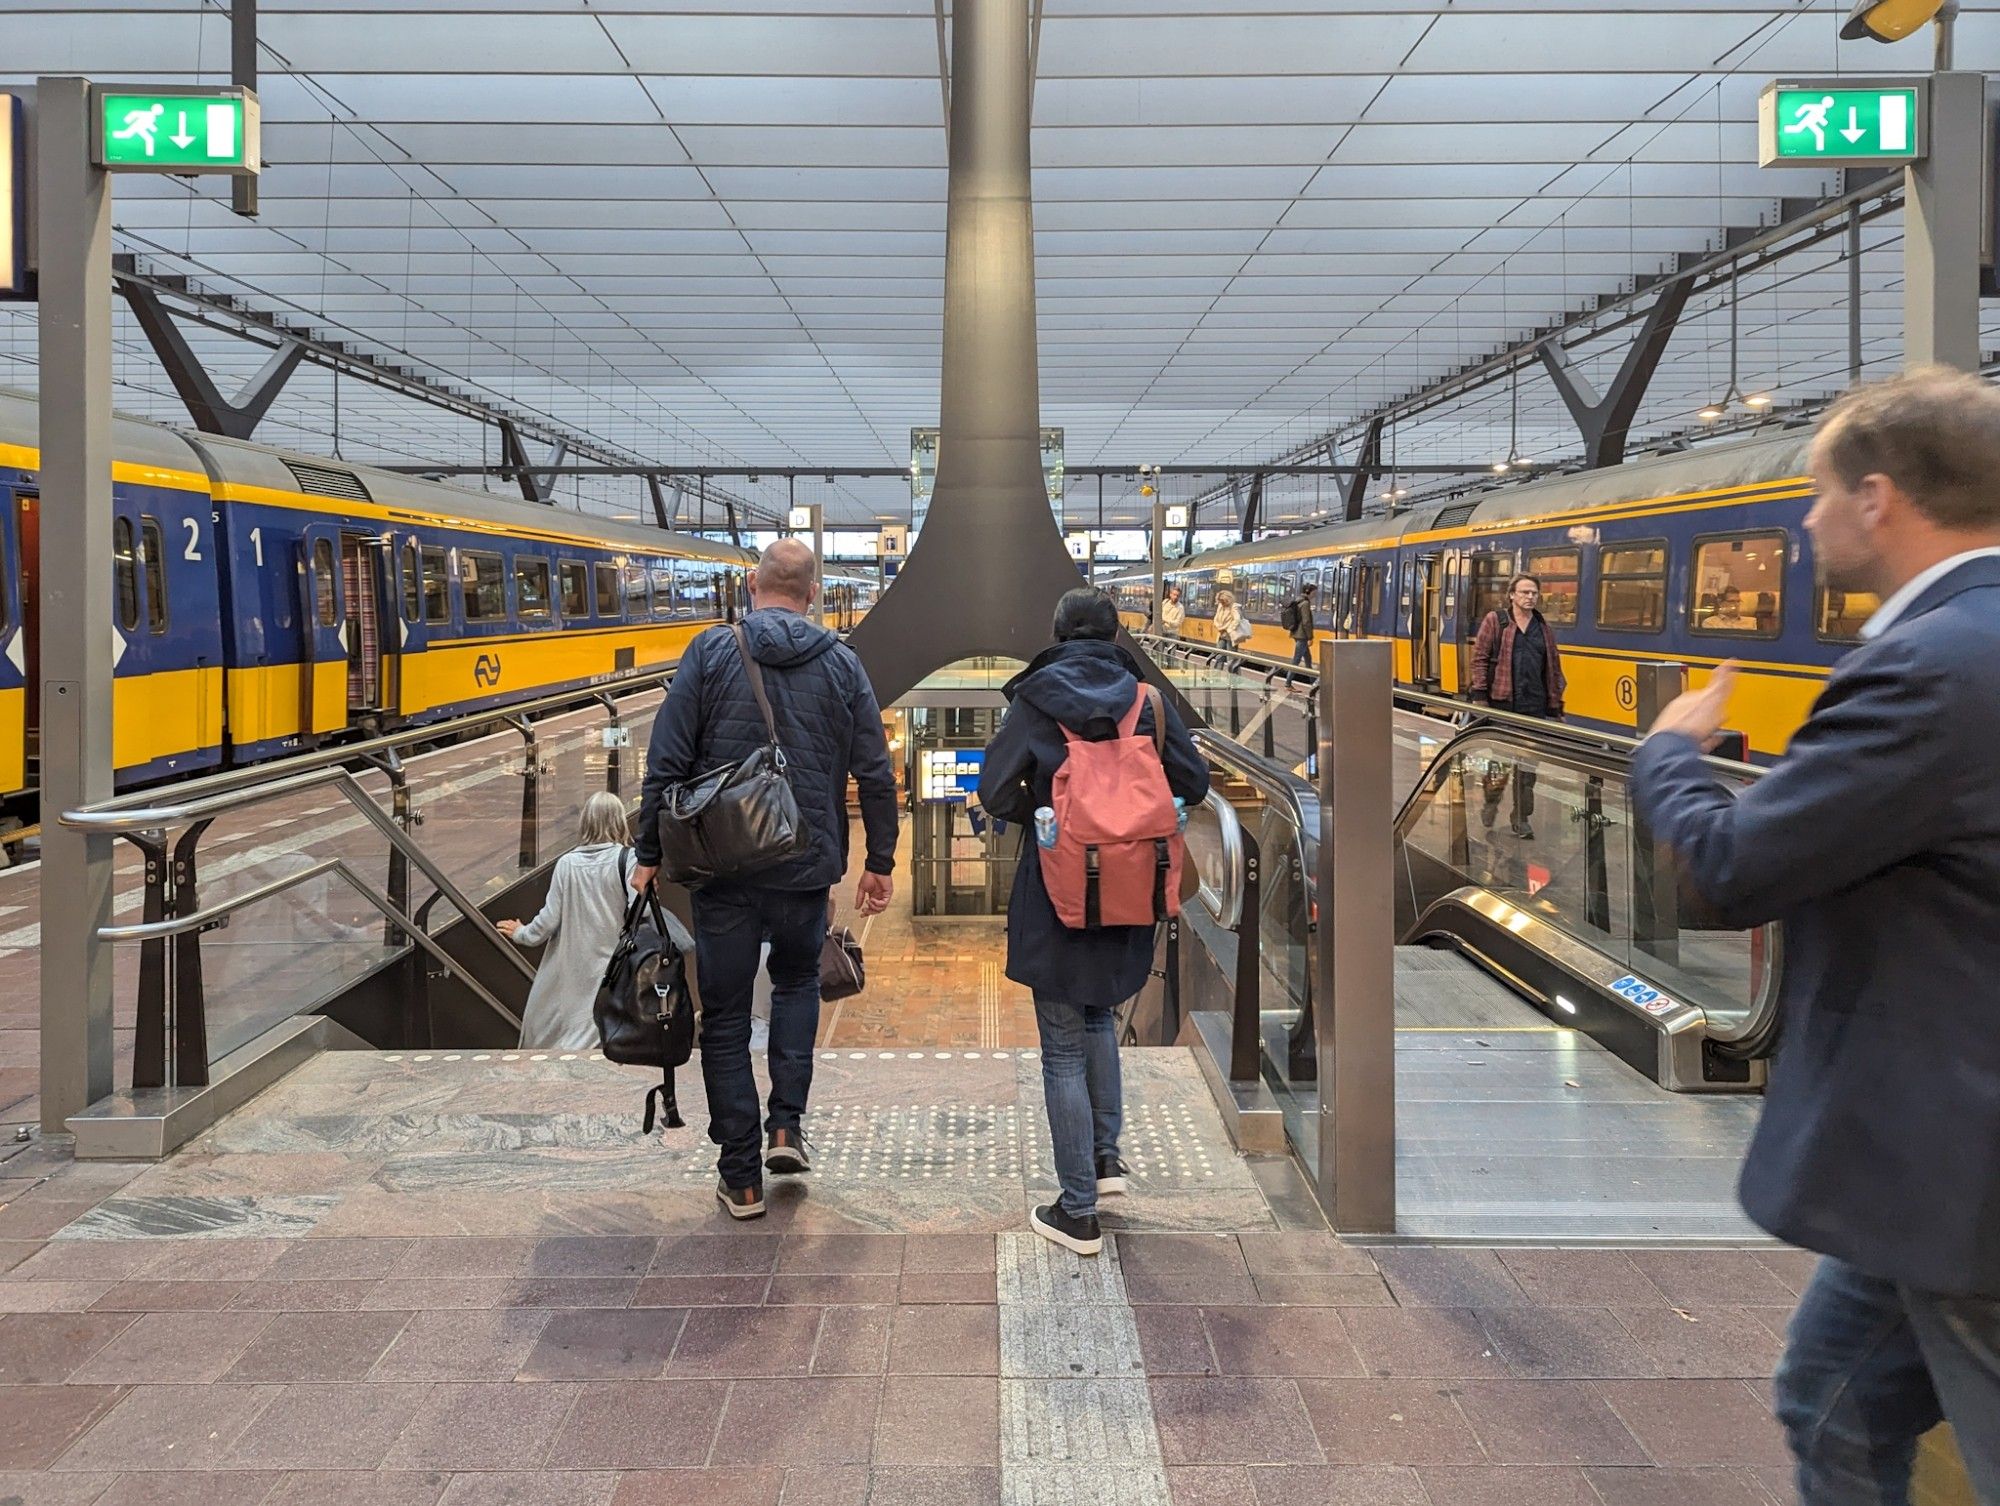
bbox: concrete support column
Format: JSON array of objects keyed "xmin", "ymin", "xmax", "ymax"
[{"xmin": 1904, "ymin": 71, "xmax": 1985, "ymax": 373}]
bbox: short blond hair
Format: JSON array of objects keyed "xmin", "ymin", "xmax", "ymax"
[{"xmin": 1818, "ymin": 367, "xmax": 2000, "ymax": 531}]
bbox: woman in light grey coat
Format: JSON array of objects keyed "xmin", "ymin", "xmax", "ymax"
[{"xmin": 499, "ymin": 792, "xmax": 634, "ymax": 1050}]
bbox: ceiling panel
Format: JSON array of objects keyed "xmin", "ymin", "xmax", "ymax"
[{"xmin": 2, "ymin": 2, "xmax": 1991, "ymax": 526}]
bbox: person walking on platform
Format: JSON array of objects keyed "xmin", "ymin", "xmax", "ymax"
[
  {"xmin": 631, "ymin": 539, "xmax": 899, "ymax": 1222},
  {"xmin": 1467, "ymin": 574, "xmax": 1566, "ymax": 838},
  {"xmin": 499, "ymin": 792, "xmax": 636, "ymax": 1051},
  {"xmin": 1158, "ymin": 584, "xmax": 1185, "ymax": 638},
  {"xmin": 1634, "ymin": 368, "xmax": 2000, "ymax": 1506},
  {"xmin": 1283, "ymin": 580, "xmax": 1317, "ymax": 665},
  {"xmin": 1213, "ymin": 588, "xmax": 1246, "ymax": 668},
  {"xmin": 978, "ymin": 588, "xmax": 1210, "ymax": 1256}
]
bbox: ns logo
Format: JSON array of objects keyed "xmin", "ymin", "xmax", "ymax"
[{"xmin": 473, "ymin": 653, "xmax": 504, "ymax": 688}]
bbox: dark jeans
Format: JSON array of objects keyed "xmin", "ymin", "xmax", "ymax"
[
  {"xmin": 1775, "ymin": 1256, "xmax": 2000, "ymax": 1504},
  {"xmin": 690, "ymin": 883, "xmax": 827, "ymax": 1190},
  {"xmin": 1291, "ymin": 638, "xmax": 1312, "ymax": 665}
]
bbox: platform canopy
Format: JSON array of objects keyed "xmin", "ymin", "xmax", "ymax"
[{"xmin": 5, "ymin": 2, "xmax": 1999, "ymax": 526}]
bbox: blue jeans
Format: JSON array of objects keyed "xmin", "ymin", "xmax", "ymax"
[
  {"xmin": 1033, "ymin": 995, "xmax": 1123, "ymax": 1220},
  {"xmin": 690, "ymin": 884, "xmax": 827, "ymax": 1190},
  {"xmin": 1291, "ymin": 638, "xmax": 1312, "ymax": 665},
  {"xmin": 1775, "ymin": 1256, "xmax": 2000, "ymax": 1504}
]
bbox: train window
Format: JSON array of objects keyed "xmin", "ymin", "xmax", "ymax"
[
  {"xmin": 649, "ymin": 561, "xmax": 676, "ymax": 619},
  {"xmin": 311, "ymin": 537, "xmax": 339, "ymax": 627},
  {"xmin": 1524, "ymin": 547, "xmax": 1581, "ymax": 625},
  {"xmin": 622, "ymin": 562, "xmax": 651, "ymax": 617},
  {"xmin": 514, "ymin": 556, "xmax": 552, "ymax": 620},
  {"xmin": 679, "ymin": 561, "xmax": 715, "ymax": 619},
  {"xmin": 1596, "ymin": 540, "xmax": 1668, "ymax": 632},
  {"xmin": 1816, "ymin": 587, "xmax": 1880, "ymax": 643},
  {"xmin": 595, "ymin": 563, "xmax": 621, "ymax": 618},
  {"xmin": 1466, "ymin": 552, "xmax": 1514, "ymax": 627},
  {"xmin": 113, "ymin": 517, "xmax": 140, "ymax": 633},
  {"xmin": 460, "ymin": 550, "xmax": 507, "ymax": 622},
  {"xmin": 421, "ymin": 549, "xmax": 451, "ymax": 624},
  {"xmin": 559, "ymin": 560, "xmax": 589, "ymax": 619},
  {"xmin": 401, "ymin": 540, "xmax": 422, "ymax": 623},
  {"xmin": 1690, "ymin": 532, "xmax": 1785, "ymax": 638},
  {"xmin": 140, "ymin": 517, "xmax": 168, "ymax": 634}
]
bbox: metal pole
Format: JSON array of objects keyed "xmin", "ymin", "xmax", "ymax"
[
  {"xmin": 1149, "ymin": 499, "xmax": 1165, "ymax": 631},
  {"xmin": 1904, "ymin": 71, "xmax": 1985, "ymax": 372},
  {"xmin": 1315, "ymin": 637, "xmax": 1395, "ymax": 1232},
  {"xmin": 1847, "ymin": 205, "xmax": 1863, "ymax": 385},
  {"xmin": 38, "ymin": 76, "xmax": 118, "ymax": 1132},
  {"xmin": 809, "ymin": 502, "xmax": 825, "ymax": 626},
  {"xmin": 230, "ymin": 0, "xmax": 258, "ymax": 217}
]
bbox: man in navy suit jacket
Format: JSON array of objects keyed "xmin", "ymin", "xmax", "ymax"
[{"xmin": 1635, "ymin": 368, "xmax": 2000, "ymax": 1505}]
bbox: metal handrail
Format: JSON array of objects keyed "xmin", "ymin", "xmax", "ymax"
[
  {"xmin": 96, "ymin": 854, "xmax": 523, "ymax": 1031},
  {"xmin": 63, "ymin": 765, "xmax": 537, "ymax": 986},
  {"xmin": 71, "ymin": 664, "xmax": 679, "ymax": 817},
  {"xmin": 1139, "ymin": 631, "xmax": 1764, "ymax": 783},
  {"xmin": 1193, "ymin": 787, "xmax": 1247, "ymax": 930}
]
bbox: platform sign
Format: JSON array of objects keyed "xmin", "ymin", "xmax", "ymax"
[
  {"xmin": 1758, "ymin": 80, "xmax": 1926, "ymax": 166},
  {"xmin": 920, "ymin": 748, "xmax": 983, "ymax": 804},
  {"xmin": 94, "ymin": 87, "xmax": 260, "ymax": 174},
  {"xmin": 0, "ymin": 93, "xmax": 26, "ymax": 300}
]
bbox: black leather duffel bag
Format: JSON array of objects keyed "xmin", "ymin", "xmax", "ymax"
[
  {"xmin": 656, "ymin": 624, "xmax": 812, "ymax": 885},
  {"xmin": 595, "ymin": 877, "xmax": 697, "ymax": 1133}
]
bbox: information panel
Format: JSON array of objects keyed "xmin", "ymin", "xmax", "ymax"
[
  {"xmin": 0, "ymin": 93, "xmax": 25, "ymax": 300},
  {"xmin": 921, "ymin": 748, "xmax": 984, "ymax": 804}
]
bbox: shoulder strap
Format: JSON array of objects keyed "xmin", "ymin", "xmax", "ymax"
[
  {"xmin": 1115, "ymin": 683, "xmax": 1149, "ymax": 739},
  {"xmin": 1144, "ymin": 686, "xmax": 1165, "ymax": 755},
  {"xmin": 730, "ymin": 623, "xmax": 781, "ymax": 745}
]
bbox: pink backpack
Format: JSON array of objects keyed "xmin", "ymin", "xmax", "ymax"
[{"xmin": 1045, "ymin": 684, "xmax": 1185, "ymax": 930}]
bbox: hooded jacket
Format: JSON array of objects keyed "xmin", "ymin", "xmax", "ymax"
[
  {"xmin": 977, "ymin": 639, "xmax": 1211, "ymax": 1008},
  {"xmin": 635, "ymin": 608, "xmax": 898, "ymax": 892}
]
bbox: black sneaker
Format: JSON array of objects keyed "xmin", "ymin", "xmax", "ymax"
[
  {"xmin": 716, "ymin": 1180, "xmax": 766, "ymax": 1221},
  {"xmin": 765, "ymin": 1128, "xmax": 812, "ymax": 1175},
  {"xmin": 1030, "ymin": 1202, "xmax": 1102, "ymax": 1257},
  {"xmin": 1509, "ymin": 820, "xmax": 1535, "ymax": 840},
  {"xmin": 1096, "ymin": 1155, "xmax": 1130, "ymax": 1197}
]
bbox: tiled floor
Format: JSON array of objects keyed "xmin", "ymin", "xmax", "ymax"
[{"xmin": 0, "ymin": 1045, "xmax": 1811, "ymax": 1506}]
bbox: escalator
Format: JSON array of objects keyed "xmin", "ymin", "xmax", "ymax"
[{"xmin": 1186, "ymin": 718, "xmax": 1777, "ymax": 1097}]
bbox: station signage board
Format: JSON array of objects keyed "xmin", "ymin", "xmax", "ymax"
[
  {"xmin": 1758, "ymin": 79, "xmax": 1926, "ymax": 166},
  {"xmin": 788, "ymin": 505, "xmax": 815, "ymax": 531},
  {"xmin": 0, "ymin": 93, "xmax": 27, "ymax": 300},
  {"xmin": 878, "ymin": 525, "xmax": 907, "ymax": 557},
  {"xmin": 93, "ymin": 86, "xmax": 261, "ymax": 174},
  {"xmin": 1163, "ymin": 505, "xmax": 1189, "ymax": 530},
  {"xmin": 920, "ymin": 748, "xmax": 982, "ymax": 804}
]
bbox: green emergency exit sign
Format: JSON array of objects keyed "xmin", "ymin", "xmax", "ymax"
[
  {"xmin": 1758, "ymin": 80, "xmax": 1926, "ymax": 167},
  {"xmin": 95, "ymin": 88, "xmax": 260, "ymax": 173}
]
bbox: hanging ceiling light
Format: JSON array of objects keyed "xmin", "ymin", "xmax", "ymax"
[{"xmin": 1840, "ymin": 0, "xmax": 1949, "ymax": 43}]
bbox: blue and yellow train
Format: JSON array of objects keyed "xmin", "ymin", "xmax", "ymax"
[
  {"xmin": 0, "ymin": 388, "xmax": 756, "ymax": 801},
  {"xmin": 1109, "ymin": 428, "xmax": 1869, "ymax": 763}
]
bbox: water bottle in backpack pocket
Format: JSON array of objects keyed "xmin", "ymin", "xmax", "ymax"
[{"xmin": 1042, "ymin": 684, "xmax": 1185, "ymax": 930}]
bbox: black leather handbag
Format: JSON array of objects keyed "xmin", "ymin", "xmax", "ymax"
[
  {"xmin": 594, "ymin": 880, "xmax": 697, "ymax": 1133},
  {"xmin": 656, "ymin": 625, "xmax": 813, "ymax": 885}
]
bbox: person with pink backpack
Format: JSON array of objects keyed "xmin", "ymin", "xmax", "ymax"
[{"xmin": 978, "ymin": 588, "xmax": 1210, "ymax": 1255}]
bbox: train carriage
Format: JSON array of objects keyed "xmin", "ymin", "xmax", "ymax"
[
  {"xmin": 1115, "ymin": 429, "xmax": 1866, "ymax": 763},
  {"xmin": 0, "ymin": 389, "xmax": 753, "ymax": 803}
]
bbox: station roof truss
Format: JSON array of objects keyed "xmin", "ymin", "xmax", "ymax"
[{"xmin": 5, "ymin": 1, "xmax": 2000, "ymax": 528}]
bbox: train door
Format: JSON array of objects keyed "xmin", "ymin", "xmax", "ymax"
[
  {"xmin": 16, "ymin": 492, "xmax": 36, "ymax": 739},
  {"xmin": 337, "ymin": 530, "xmax": 389, "ymax": 716},
  {"xmin": 296, "ymin": 522, "xmax": 348, "ymax": 737},
  {"xmin": 1412, "ymin": 553, "xmax": 1445, "ymax": 687},
  {"xmin": 5, "ymin": 491, "xmax": 34, "ymax": 795}
]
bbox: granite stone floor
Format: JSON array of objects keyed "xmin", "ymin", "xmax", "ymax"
[{"xmin": 0, "ymin": 1045, "xmax": 1809, "ymax": 1506}]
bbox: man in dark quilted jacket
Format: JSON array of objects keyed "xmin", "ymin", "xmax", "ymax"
[{"xmin": 632, "ymin": 540, "xmax": 898, "ymax": 1219}]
